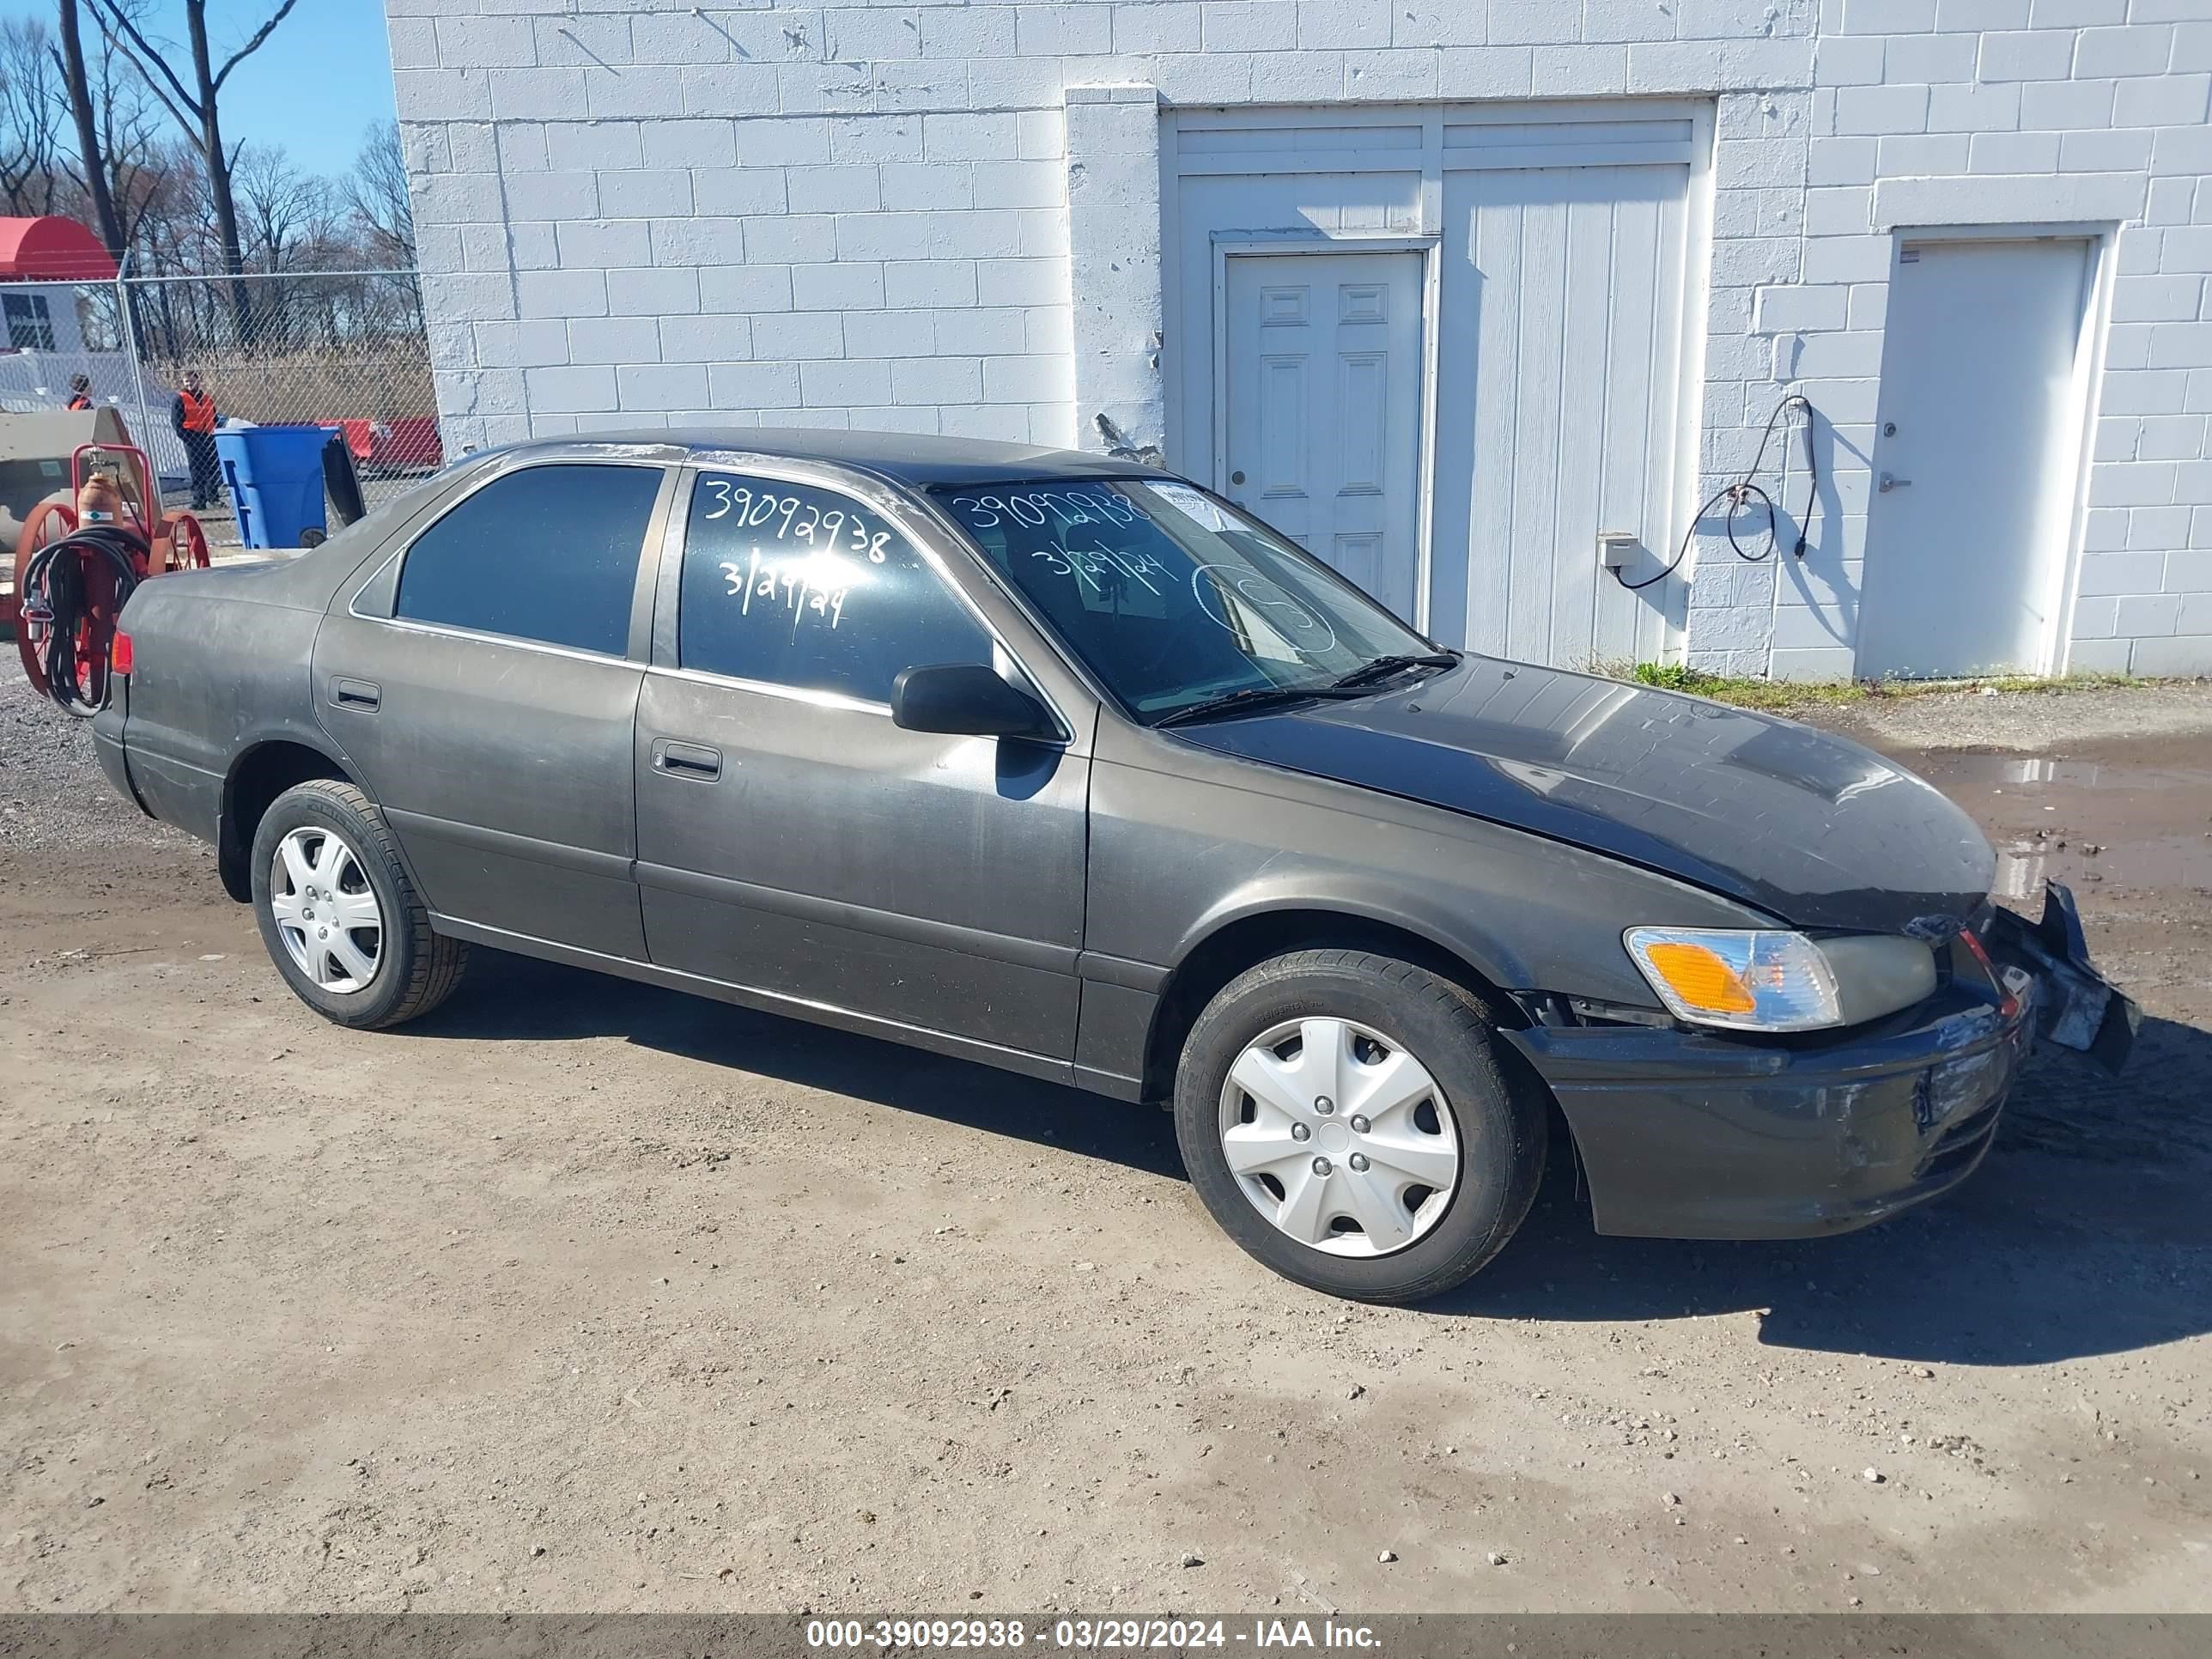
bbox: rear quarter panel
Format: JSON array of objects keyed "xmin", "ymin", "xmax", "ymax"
[
  {"xmin": 111, "ymin": 471, "xmax": 474, "ymax": 842},
  {"xmin": 112, "ymin": 575, "xmax": 329, "ymax": 843}
]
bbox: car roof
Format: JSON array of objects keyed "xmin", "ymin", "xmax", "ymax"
[{"xmin": 493, "ymin": 427, "xmax": 1177, "ymax": 489}]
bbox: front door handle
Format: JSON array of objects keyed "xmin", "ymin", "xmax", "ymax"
[
  {"xmin": 330, "ymin": 678, "xmax": 380, "ymax": 711},
  {"xmin": 650, "ymin": 738, "xmax": 721, "ymax": 781},
  {"xmin": 1879, "ymin": 471, "xmax": 1912, "ymax": 492}
]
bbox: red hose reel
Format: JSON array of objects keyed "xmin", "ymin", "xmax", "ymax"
[{"xmin": 9, "ymin": 441, "xmax": 208, "ymax": 710}]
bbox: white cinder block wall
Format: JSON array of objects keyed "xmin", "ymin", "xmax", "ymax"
[{"xmin": 386, "ymin": 0, "xmax": 2212, "ymax": 678}]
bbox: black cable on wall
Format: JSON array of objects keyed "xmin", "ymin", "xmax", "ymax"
[{"xmin": 1614, "ymin": 392, "xmax": 1818, "ymax": 592}]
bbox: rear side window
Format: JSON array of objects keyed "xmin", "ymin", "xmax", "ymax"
[
  {"xmin": 394, "ymin": 463, "xmax": 663, "ymax": 655},
  {"xmin": 677, "ymin": 471, "xmax": 992, "ymax": 703}
]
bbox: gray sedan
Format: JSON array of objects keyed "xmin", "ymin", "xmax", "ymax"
[{"xmin": 94, "ymin": 431, "xmax": 2131, "ymax": 1303}]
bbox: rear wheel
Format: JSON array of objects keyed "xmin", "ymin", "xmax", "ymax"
[
  {"xmin": 1173, "ymin": 949, "xmax": 1545, "ymax": 1304},
  {"xmin": 250, "ymin": 779, "xmax": 467, "ymax": 1029}
]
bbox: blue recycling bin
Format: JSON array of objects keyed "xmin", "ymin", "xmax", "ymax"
[{"xmin": 212, "ymin": 425, "xmax": 332, "ymax": 549}]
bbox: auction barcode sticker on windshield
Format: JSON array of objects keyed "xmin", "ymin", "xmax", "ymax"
[{"xmin": 1142, "ymin": 481, "xmax": 1234, "ymax": 532}]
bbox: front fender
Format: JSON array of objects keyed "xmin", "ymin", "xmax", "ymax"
[
  {"xmin": 1087, "ymin": 726, "xmax": 1778, "ymax": 1012},
  {"xmin": 1170, "ymin": 874, "xmax": 1534, "ymax": 995}
]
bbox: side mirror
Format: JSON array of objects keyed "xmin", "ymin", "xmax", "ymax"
[{"xmin": 891, "ymin": 663, "xmax": 1056, "ymax": 740}]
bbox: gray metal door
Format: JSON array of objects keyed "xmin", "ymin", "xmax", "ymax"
[
  {"xmin": 632, "ymin": 465, "xmax": 1090, "ymax": 1058},
  {"xmin": 313, "ymin": 459, "xmax": 672, "ymax": 961},
  {"xmin": 314, "ymin": 617, "xmax": 650, "ymax": 959}
]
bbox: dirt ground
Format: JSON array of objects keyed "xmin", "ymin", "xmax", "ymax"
[{"xmin": 2, "ymin": 680, "xmax": 2208, "ymax": 1615}]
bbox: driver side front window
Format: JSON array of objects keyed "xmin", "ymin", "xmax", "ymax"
[{"xmin": 676, "ymin": 471, "xmax": 994, "ymax": 705}]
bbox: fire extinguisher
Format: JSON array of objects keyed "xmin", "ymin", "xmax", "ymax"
[{"xmin": 76, "ymin": 467, "xmax": 125, "ymax": 526}]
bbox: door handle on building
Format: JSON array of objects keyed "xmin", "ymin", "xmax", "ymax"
[{"xmin": 1878, "ymin": 471, "xmax": 1911, "ymax": 492}]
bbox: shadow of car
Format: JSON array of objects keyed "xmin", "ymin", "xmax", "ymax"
[{"xmin": 416, "ymin": 949, "xmax": 2208, "ymax": 1365}]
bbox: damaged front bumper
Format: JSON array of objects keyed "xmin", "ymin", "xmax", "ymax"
[
  {"xmin": 1504, "ymin": 881, "xmax": 2136, "ymax": 1242},
  {"xmin": 1984, "ymin": 879, "xmax": 2139, "ymax": 1073}
]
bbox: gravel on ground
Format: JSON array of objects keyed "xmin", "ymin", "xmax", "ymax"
[{"xmin": 2, "ymin": 683, "xmax": 2207, "ymax": 1614}]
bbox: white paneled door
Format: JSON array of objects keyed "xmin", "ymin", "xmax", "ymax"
[{"xmin": 1223, "ymin": 251, "xmax": 1425, "ymax": 623}]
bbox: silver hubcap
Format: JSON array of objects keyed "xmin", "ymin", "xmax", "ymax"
[
  {"xmin": 268, "ymin": 826, "xmax": 382, "ymax": 994},
  {"xmin": 1218, "ymin": 1017, "xmax": 1462, "ymax": 1258}
]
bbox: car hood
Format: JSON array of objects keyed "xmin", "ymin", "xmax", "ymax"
[{"xmin": 1170, "ymin": 659, "xmax": 1995, "ymax": 935}]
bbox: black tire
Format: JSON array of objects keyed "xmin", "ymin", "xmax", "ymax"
[
  {"xmin": 1173, "ymin": 949, "xmax": 1545, "ymax": 1304},
  {"xmin": 249, "ymin": 778, "xmax": 468, "ymax": 1030}
]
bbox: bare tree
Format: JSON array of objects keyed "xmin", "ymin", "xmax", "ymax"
[
  {"xmin": 84, "ymin": 0, "xmax": 301, "ymax": 331},
  {"xmin": 230, "ymin": 139, "xmax": 350, "ymax": 346},
  {"xmin": 0, "ymin": 15, "xmax": 66, "ymax": 218},
  {"xmin": 234, "ymin": 142, "xmax": 333, "ymax": 270},
  {"xmin": 53, "ymin": 0, "xmax": 164, "ymax": 264},
  {"xmin": 55, "ymin": 0, "xmax": 121, "ymax": 257},
  {"xmin": 29, "ymin": 0, "xmax": 424, "ymax": 405},
  {"xmin": 344, "ymin": 119, "xmax": 412, "ymax": 267}
]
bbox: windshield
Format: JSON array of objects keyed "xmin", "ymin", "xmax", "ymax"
[{"xmin": 932, "ymin": 479, "xmax": 1439, "ymax": 722}]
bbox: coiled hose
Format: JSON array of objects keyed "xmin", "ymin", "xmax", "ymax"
[{"xmin": 18, "ymin": 523, "xmax": 149, "ymax": 715}]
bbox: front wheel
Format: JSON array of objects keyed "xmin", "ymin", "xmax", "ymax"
[
  {"xmin": 250, "ymin": 778, "xmax": 468, "ymax": 1029},
  {"xmin": 1173, "ymin": 949, "xmax": 1545, "ymax": 1304}
]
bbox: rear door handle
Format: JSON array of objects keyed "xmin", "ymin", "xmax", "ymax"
[
  {"xmin": 650, "ymin": 738, "xmax": 721, "ymax": 781},
  {"xmin": 330, "ymin": 678, "xmax": 380, "ymax": 711}
]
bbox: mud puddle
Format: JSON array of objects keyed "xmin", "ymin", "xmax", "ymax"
[{"xmin": 1891, "ymin": 738, "xmax": 2212, "ymax": 898}]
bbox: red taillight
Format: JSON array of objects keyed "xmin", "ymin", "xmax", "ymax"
[{"xmin": 110, "ymin": 629, "xmax": 133, "ymax": 675}]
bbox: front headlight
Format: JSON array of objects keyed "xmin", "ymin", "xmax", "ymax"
[{"xmin": 1624, "ymin": 928, "xmax": 1936, "ymax": 1032}]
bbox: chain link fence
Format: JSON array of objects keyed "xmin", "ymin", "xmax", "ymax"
[
  {"xmin": 122, "ymin": 270, "xmax": 440, "ymax": 536},
  {"xmin": 0, "ymin": 269, "xmax": 441, "ymax": 547}
]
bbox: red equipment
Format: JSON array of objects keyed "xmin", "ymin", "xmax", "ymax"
[
  {"xmin": 329, "ymin": 416, "xmax": 442, "ymax": 471},
  {"xmin": 11, "ymin": 441, "xmax": 208, "ymax": 708}
]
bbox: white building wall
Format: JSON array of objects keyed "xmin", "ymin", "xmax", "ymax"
[{"xmin": 386, "ymin": 0, "xmax": 2212, "ymax": 678}]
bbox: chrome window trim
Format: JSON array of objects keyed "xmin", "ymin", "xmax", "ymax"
[
  {"xmin": 641, "ymin": 662, "xmax": 1074, "ymax": 750},
  {"xmin": 347, "ymin": 453, "xmax": 676, "ymax": 660},
  {"xmin": 662, "ymin": 454, "xmax": 1079, "ymax": 746},
  {"xmin": 345, "ymin": 611, "xmax": 646, "ymax": 670},
  {"xmin": 643, "ymin": 662, "xmax": 896, "ymax": 721}
]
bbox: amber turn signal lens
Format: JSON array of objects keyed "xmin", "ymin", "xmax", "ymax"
[
  {"xmin": 1637, "ymin": 940, "xmax": 1757, "ymax": 1015},
  {"xmin": 1624, "ymin": 927, "xmax": 1846, "ymax": 1032}
]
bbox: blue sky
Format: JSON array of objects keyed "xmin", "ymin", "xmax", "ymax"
[{"xmin": 6, "ymin": 0, "xmax": 397, "ymax": 179}]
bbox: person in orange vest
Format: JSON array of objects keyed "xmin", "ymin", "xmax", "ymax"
[
  {"xmin": 66, "ymin": 374, "xmax": 94, "ymax": 410},
  {"xmin": 172, "ymin": 369, "xmax": 222, "ymax": 510}
]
